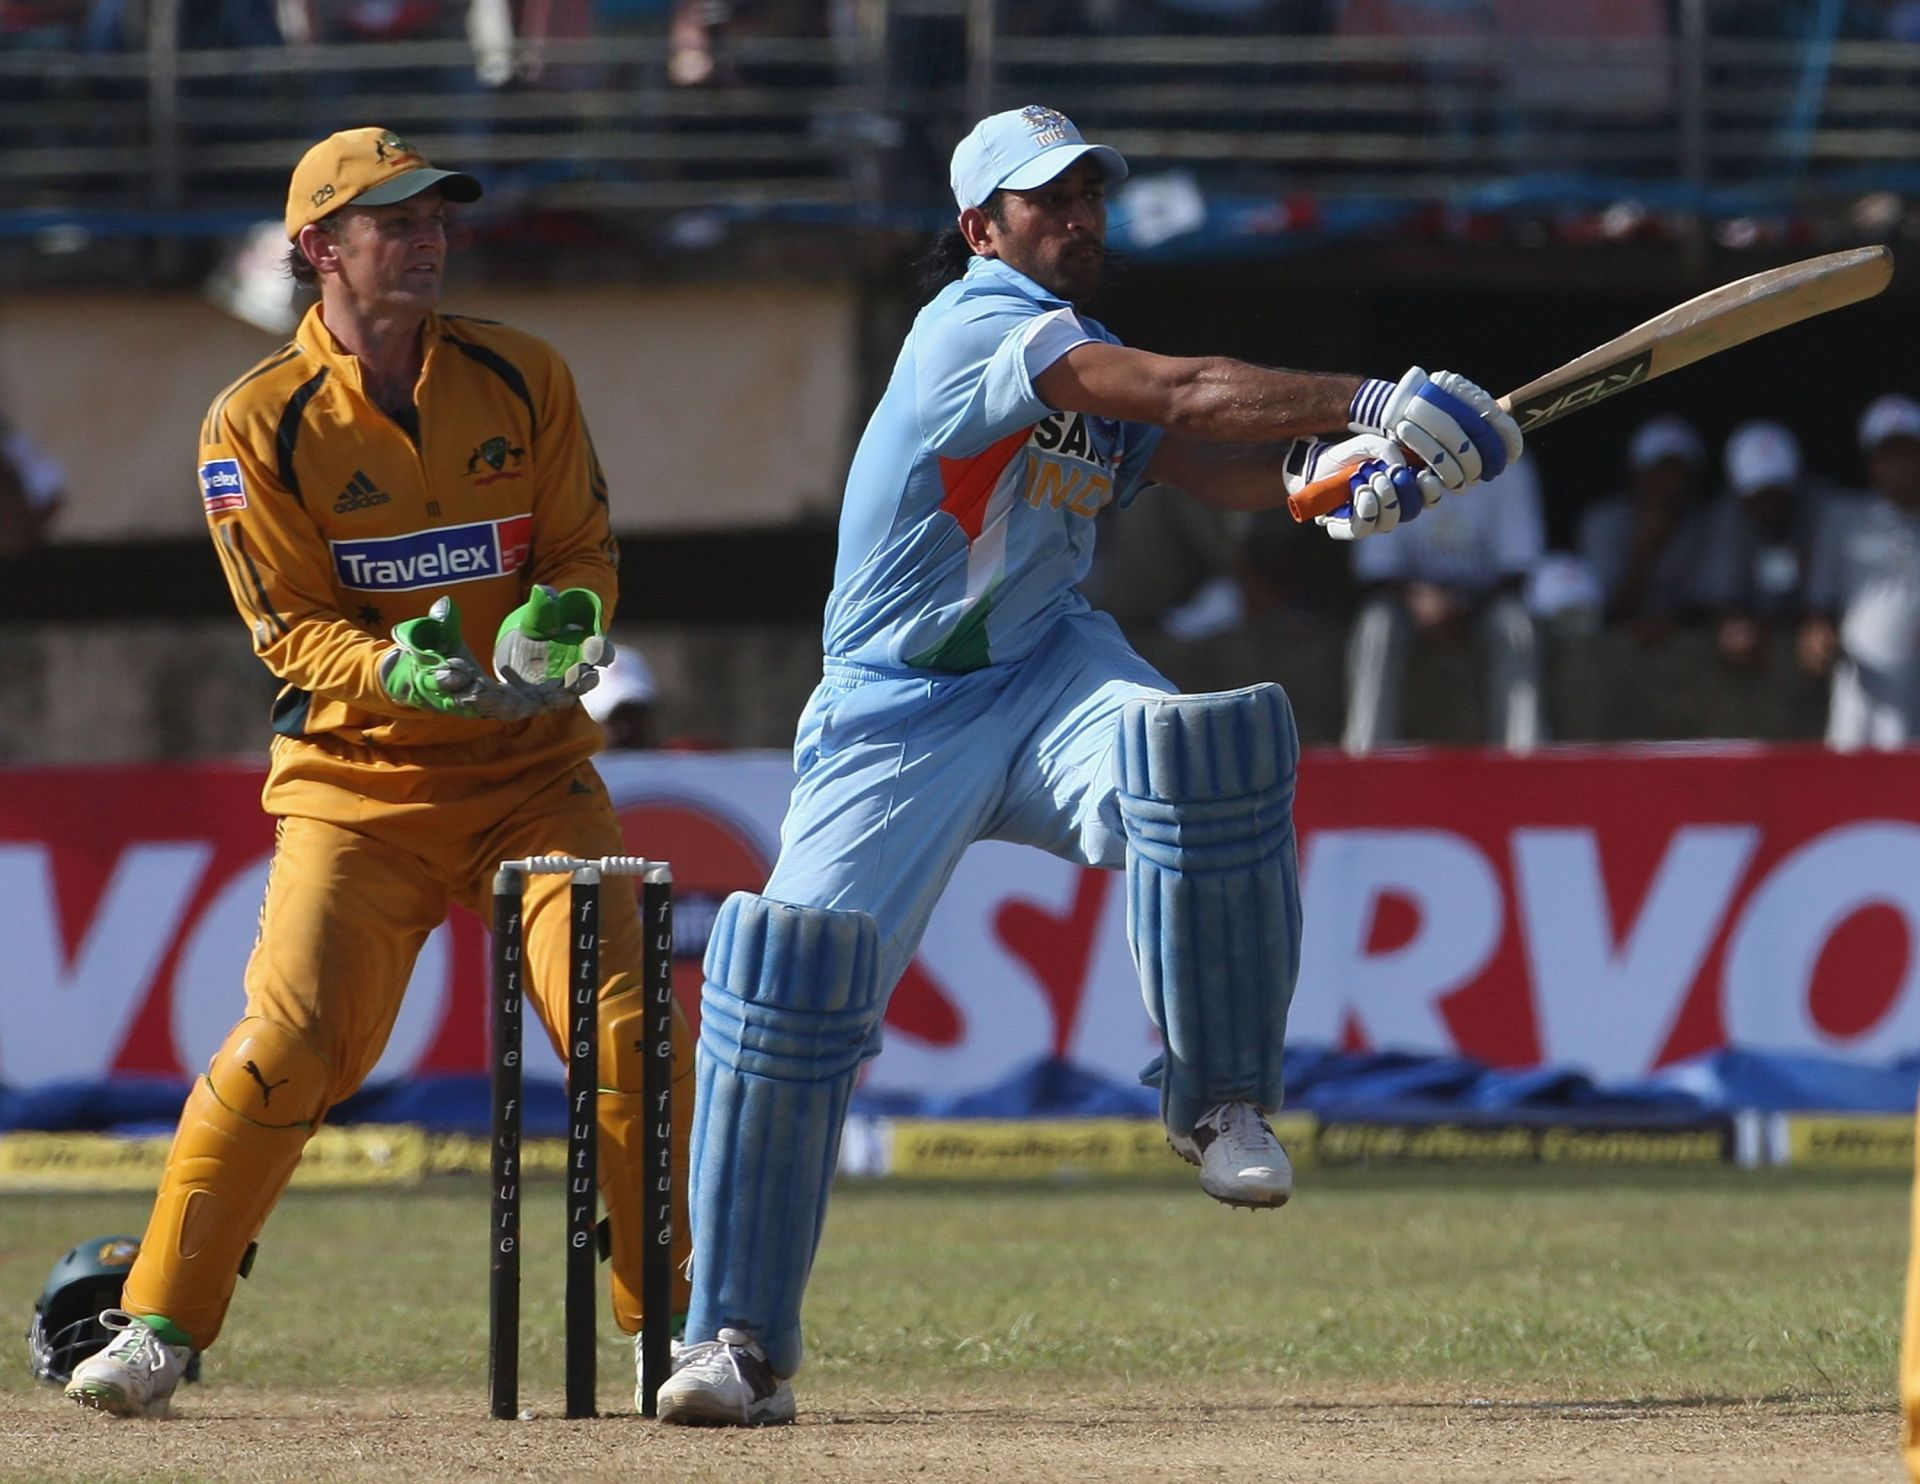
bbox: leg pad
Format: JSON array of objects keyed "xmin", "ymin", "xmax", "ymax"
[
  {"xmin": 1115, "ymin": 684, "xmax": 1303, "ymax": 1135},
  {"xmin": 120, "ymin": 1018, "xmax": 331, "ymax": 1347},
  {"xmin": 685, "ymin": 893, "xmax": 883, "ymax": 1378}
]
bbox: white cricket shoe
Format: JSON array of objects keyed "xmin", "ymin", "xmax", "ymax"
[
  {"xmin": 632, "ymin": 1332, "xmax": 687, "ymax": 1411},
  {"xmin": 1169, "ymin": 1101, "xmax": 1294, "ymax": 1208},
  {"xmin": 63, "ymin": 1311, "xmax": 193, "ymax": 1418},
  {"xmin": 656, "ymin": 1327, "xmax": 795, "ymax": 1426}
]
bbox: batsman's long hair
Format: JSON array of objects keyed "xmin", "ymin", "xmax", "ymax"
[
  {"xmin": 914, "ymin": 191, "xmax": 1010, "ymax": 298},
  {"xmin": 913, "ymin": 213, "xmax": 1130, "ymax": 310}
]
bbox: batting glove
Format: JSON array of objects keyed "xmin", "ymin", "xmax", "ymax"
[
  {"xmin": 1286, "ymin": 433, "xmax": 1444, "ymax": 541},
  {"xmin": 1349, "ymin": 367, "xmax": 1524, "ymax": 491},
  {"xmin": 381, "ymin": 596, "xmax": 540, "ymax": 720},
  {"xmin": 494, "ymin": 584, "xmax": 614, "ymax": 711}
]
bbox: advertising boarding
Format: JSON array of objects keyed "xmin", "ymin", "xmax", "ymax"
[{"xmin": 3, "ymin": 746, "xmax": 1918, "ymax": 1111}]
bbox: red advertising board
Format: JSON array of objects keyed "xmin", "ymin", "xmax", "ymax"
[{"xmin": 2, "ymin": 745, "xmax": 1916, "ymax": 1105}]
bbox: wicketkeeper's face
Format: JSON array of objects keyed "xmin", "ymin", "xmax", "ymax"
[
  {"xmin": 324, "ymin": 191, "xmax": 452, "ymax": 316},
  {"xmin": 985, "ymin": 157, "xmax": 1109, "ymax": 305}
]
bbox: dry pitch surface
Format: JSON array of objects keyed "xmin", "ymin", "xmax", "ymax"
[{"xmin": 0, "ymin": 1385, "xmax": 1899, "ymax": 1483}]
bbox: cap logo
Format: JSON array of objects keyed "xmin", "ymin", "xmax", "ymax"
[
  {"xmin": 374, "ymin": 130, "xmax": 416, "ymax": 165},
  {"xmin": 1021, "ymin": 105, "xmax": 1070, "ymax": 148},
  {"xmin": 96, "ymin": 1239, "xmax": 138, "ymax": 1267}
]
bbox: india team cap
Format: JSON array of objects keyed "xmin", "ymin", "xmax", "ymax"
[
  {"xmin": 1627, "ymin": 414, "xmax": 1705, "ymax": 474},
  {"xmin": 1858, "ymin": 393, "xmax": 1920, "ymax": 453},
  {"xmin": 285, "ymin": 127, "xmax": 482, "ymax": 240},
  {"xmin": 949, "ymin": 105, "xmax": 1128, "ymax": 211},
  {"xmin": 1724, "ymin": 420, "xmax": 1801, "ymax": 497}
]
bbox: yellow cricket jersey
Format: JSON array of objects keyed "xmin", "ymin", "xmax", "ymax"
[{"xmin": 198, "ymin": 304, "xmax": 618, "ymax": 808}]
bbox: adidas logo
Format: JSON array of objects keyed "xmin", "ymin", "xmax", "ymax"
[{"xmin": 335, "ymin": 470, "xmax": 392, "ymax": 514}]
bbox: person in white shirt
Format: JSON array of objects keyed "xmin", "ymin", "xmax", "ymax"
[
  {"xmin": 1343, "ymin": 454, "xmax": 1546, "ymax": 752},
  {"xmin": 1694, "ymin": 420, "xmax": 1829, "ymax": 666},
  {"xmin": 1801, "ymin": 393, "xmax": 1920, "ymax": 749}
]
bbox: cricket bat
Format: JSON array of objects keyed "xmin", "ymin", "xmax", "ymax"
[{"xmin": 1287, "ymin": 244, "xmax": 1895, "ymax": 522}]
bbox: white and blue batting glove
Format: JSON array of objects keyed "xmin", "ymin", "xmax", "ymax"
[
  {"xmin": 1284, "ymin": 433, "xmax": 1443, "ymax": 541},
  {"xmin": 1348, "ymin": 368, "xmax": 1524, "ymax": 491}
]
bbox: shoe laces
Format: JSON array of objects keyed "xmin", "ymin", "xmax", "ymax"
[
  {"xmin": 678, "ymin": 1328, "xmax": 773, "ymax": 1423},
  {"xmin": 96, "ymin": 1310, "xmax": 166, "ymax": 1368},
  {"xmin": 1201, "ymin": 1101, "xmax": 1276, "ymax": 1147}
]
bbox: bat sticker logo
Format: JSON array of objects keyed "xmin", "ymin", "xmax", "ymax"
[{"xmin": 1511, "ymin": 353, "xmax": 1652, "ymax": 432}]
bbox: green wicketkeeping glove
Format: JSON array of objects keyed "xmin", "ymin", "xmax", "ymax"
[
  {"xmin": 494, "ymin": 584, "xmax": 614, "ymax": 711},
  {"xmin": 380, "ymin": 596, "xmax": 539, "ymax": 720}
]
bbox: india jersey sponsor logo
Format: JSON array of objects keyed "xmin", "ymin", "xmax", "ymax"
[
  {"xmin": 1023, "ymin": 411, "xmax": 1115, "ymax": 518},
  {"xmin": 331, "ymin": 514, "xmax": 531, "ymax": 591},
  {"xmin": 199, "ymin": 458, "xmax": 248, "ymax": 514}
]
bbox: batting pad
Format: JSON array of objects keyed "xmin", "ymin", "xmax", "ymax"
[
  {"xmin": 686, "ymin": 892, "xmax": 883, "ymax": 1378},
  {"xmin": 1114, "ymin": 683, "xmax": 1303, "ymax": 1136}
]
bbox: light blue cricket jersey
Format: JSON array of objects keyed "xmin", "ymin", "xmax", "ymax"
[{"xmin": 822, "ymin": 257, "xmax": 1164, "ymax": 672}]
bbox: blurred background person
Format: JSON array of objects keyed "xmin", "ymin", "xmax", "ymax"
[
  {"xmin": 1695, "ymin": 419, "xmax": 1827, "ymax": 667},
  {"xmin": 1342, "ymin": 453, "xmax": 1546, "ymax": 754},
  {"xmin": 1578, "ymin": 413, "xmax": 1712, "ymax": 643},
  {"xmin": 582, "ymin": 645, "xmax": 662, "ymax": 750},
  {"xmin": 1800, "ymin": 393, "xmax": 1920, "ymax": 750},
  {"xmin": 1082, "ymin": 493, "xmax": 1255, "ymax": 642},
  {"xmin": 0, "ymin": 409, "xmax": 68, "ymax": 559}
]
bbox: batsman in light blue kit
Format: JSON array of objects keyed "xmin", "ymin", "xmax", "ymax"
[{"xmin": 658, "ymin": 105, "xmax": 1525, "ymax": 1425}]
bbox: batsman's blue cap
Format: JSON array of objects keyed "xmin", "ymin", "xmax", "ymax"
[{"xmin": 949, "ymin": 106, "xmax": 1127, "ymax": 212}]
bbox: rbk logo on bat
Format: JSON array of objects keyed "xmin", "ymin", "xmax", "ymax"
[
  {"xmin": 198, "ymin": 459, "xmax": 247, "ymax": 514},
  {"xmin": 330, "ymin": 515, "xmax": 531, "ymax": 591},
  {"xmin": 1510, "ymin": 353, "xmax": 1651, "ymax": 431}
]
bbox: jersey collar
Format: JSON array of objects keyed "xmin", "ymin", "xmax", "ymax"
[
  {"xmin": 962, "ymin": 255, "xmax": 1071, "ymax": 308},
  {"xmin": 299, "ymin": 302, "xmax": 441, "ymax": 363}
]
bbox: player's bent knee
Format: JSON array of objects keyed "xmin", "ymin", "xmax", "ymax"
[
  {"xmin": 601, "ymin": 987, "xmax": 694, "ymax": 1093},
  {"xmin": 1115, "ymin": 682, "xmax": 1299, "ymax": 824},
  {"xmin": 699, "ymin": 892, "xmax": 885, "ymax": 1074},
  {"xmin": 1114, "ymin": 685, "xmax": 1302, "ymax": 1133},
  {"xmin": 204, "ymin": 1017, "xmax": 331, "ymax": 1129}
]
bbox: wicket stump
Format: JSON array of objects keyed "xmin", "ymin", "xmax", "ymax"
[{"xmin": 489, "ymin": 855, "xmax": 675, "ymax": 1420}]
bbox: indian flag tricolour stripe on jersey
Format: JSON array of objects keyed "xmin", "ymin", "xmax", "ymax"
[{"xmin": 908, "ymin": 426, "xmax": 1030, "ymax": 671}]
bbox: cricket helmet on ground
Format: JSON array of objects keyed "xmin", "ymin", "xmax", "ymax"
[{"xmin": 26, "ymin": 1235, "xmax": 143, "ymax": 1384}]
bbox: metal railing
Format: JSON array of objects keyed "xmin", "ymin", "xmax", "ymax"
[{"xmin": 3, "ymin": 0, "xmax": 1919, "ymax": 237}]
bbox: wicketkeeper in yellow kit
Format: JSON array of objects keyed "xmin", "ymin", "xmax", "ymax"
[{"xmin": 62, "ymin": 127, "xmax": 692, "ymax": 1418}]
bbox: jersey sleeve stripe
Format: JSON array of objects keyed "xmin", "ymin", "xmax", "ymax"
[
  {"xmin": 202, "ymin": 344, "xmax": 299, "ymax": 445},
  {"xmin": 209, "ymin": 530, "xmax": 260, "ymax": 629},
  {"xmin": 218, "ymin": 523, "xmax": 290, "ymax": 639},
  {"xmin": 445, "ymin": 336, "xmax": 538, "ymax": 433},
  {"xmin": 270, "ymin": 686, "xmax": 312, "ymax": 737},
  {"xmin": 586, "ymin": 428, "xmax": 609, "ymax": 509},
  {"xmin": 273, "ymin": 368, "xmax": 330, "ymax": 507}
]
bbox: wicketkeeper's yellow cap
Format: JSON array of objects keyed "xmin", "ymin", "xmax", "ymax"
[{"xmin": 285, "ymin": 127, "xmax": 481, "ymax": 240}]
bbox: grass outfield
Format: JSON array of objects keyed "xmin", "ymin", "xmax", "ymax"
[
  {"xmin": 0, "ymin": 1167, "xmax": 1908, "ymax": 1481},
  {"xmin": 1, "ymin": 1166, "xmax": 1905, "ymax": 1402}
]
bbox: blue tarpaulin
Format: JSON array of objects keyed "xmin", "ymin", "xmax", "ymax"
[{"xmin": 5, "ymin": 1047, "xmax": 1915, "ymax": 1134}]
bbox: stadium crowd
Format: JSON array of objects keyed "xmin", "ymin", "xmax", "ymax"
[{"xmin": 1085, "ymin": 395, "xmax": 1920, "ymax": 753}]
